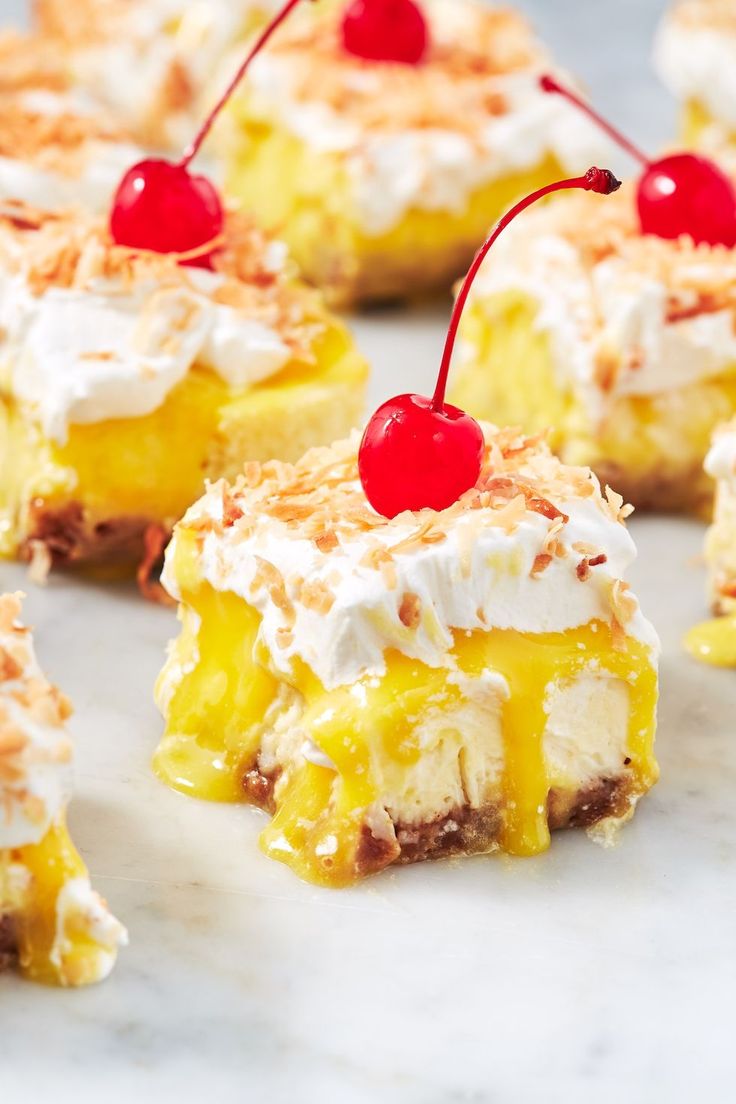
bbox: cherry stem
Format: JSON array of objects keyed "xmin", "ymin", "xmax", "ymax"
[
  {"xmin": 539, "ymin": 74, "xmax": 650, "ymax": 169},
  {"xmin": 179, "ymin": 0, "xmax": 309, "ymax": 169},
  {"xmin": 432, "ymin": 168, "xmax": 621, "ymax": 413}
]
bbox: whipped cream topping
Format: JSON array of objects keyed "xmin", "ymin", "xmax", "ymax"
[
  {"xmin": 654, "ymin": 5, "xmax": 736, "ymax": 130},
  {"xmin": 61, "ymin": 0, "xmax": 279, "ymax": 146},
  {"xmin": 0, "ymin": 140, "xmax": 138, "ymax": 214},
  {"xmin": 463, "ymin": 192, "xmax": 736, "ymax": 420},
  {"xmin": 706, "ymin": 421, "xmax": 736, "ymax": 487},
  {"xmin": 3, "ymin": 247, "xmax": 292, "ymax": 444},
  {"xmin": 0, "ymin": 91, "xmax": 142, "ymax": 214},
  {"xmin": 162, "ymin": 430, "xmax": 658, "ymax": 692},
  {"xmin": 242, "ymin": 0, "xmax": 611, "ymax": 236},
  {"xmin": 0, "ymin": 595, "xmax": 73, "ymax": 850}
]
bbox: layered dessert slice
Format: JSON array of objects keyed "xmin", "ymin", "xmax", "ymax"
[
  {"xmin": 219, "ymin": 0, "xmax": 609, "ymax": 305},
  {"xmin": 0, "ymin": 593, "xmax": 126, "ymax": 984},
  {"xmin": 34, "ymin": 0, "xmax": 280, "ymax": 149},
  {"xmin": 685, "ymin": 420, "xmax": 736, "ymax": 665},
  {"xmin": 704, "ymin": 420, "xmax": 736, "ymax": 615},
  {"xmin": 0, "ymin": 201, "xmax": 367, "ymax": 580},
  {"xmin": 155, "ymin": 426, "xmax": 659, "ymax": 887},
  {"xmin": 450, "ymin": 181, "xmax": 736, "ymax": 514},
  {"xmin": 655, "ymin": 1, "xmax": 736, "ymax": 151}
]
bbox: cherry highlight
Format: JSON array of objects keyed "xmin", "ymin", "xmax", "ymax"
[{"xmin": 359, "ymin": 168, "xmax": 621, "ymax": 519}]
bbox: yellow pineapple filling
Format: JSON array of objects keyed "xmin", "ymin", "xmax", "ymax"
[
  {"xmin": 224, "ymin": 113, "xmax": 565, "ymax": 302},
  {"xmin": 1, "ymin": 817, "xmax": 106, "ymax": 986},
  {"xmin": 681, "ymin": 99, "xmax": 736, "ymax": 147},
  {"xmin": 0, "ymin": 317, "xmax": 367, "ymax": 560},
  {"xmin": 450, "ymin": 291, "xmax": 736, "ymax": 512},
  {"xmin": 155, "ymin": 536, "xmax": 658, "ymax": 887}
]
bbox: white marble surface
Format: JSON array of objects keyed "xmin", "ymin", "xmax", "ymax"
[
  {"xmin": 3, "ymin": 0, "xmax": 736, "ymax": 1100},
  {"xmin": 2, "ymin": 515, "xmax": 735, "ymax": 1102}
]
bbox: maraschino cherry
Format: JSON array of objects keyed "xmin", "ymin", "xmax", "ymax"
[
  {"xmin": 359, "ymin": 167, "xmax": 622, "ymax": 519},
  {"xmin": 342, "ymin": 0, "xmax": 429, "ymax": 64},
  {"xmin": 110, "ymin": 0, "xmax": 310, "ymax": 267},
  {"xmin": 540, "ymin": 74, "xmax": 736, "ymax": 248}
]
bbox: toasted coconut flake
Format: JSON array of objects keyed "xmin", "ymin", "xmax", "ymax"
[
  {"xmin": 0, "ymin": 594, "xmax": 23, "ymax": 634},
  {"xmin": 531, "ymin": 552, "xmax": 553, "ymax": 578},
  {"xmin": 0, "ymin": 201, "xmax": 324, "ymax": 360},
  {"xmin": 247, "ymin": 2, "xmax": 544, "ymax": 143},
  {"xmin": 398, "ymin": 592, "xmax": 422, "ymax": 630},
  {"xmin": 300, "ymin": 580, "xmax": 336, "ymax": 616},
  {"xmin": 610, "ymin": 579, "xmax": 638, "ymax": 626}
]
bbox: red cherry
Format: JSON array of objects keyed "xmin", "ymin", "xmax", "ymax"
[
  {"xmin": 358, "ymin": 167, "xmax": 621, "ymax": 518},
  {"xmin": 110, "ymin": 160, "xmax": 224, "ymax": 267},
  {"xmin": 359, "ymin": 395, "xmax": 484, "ymax": 518},
  {"xmin": 638, "ymin": 154, "xmax": 736, "ymax": 247},
  {"xmin": 109, "ymin": 0, "xmax": 308, "ymax": 262},
  {"xmin": 540, "ymin": 74, "xmax": 736, "ymax": 248},
  {"xmin": 342, "ymin": 0, "xmax": 429, "ymax": 65}
]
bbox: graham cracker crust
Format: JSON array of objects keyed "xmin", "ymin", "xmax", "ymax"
[
  {"xmin": 22, "ymin": 500, "xmax": 167, "ymax": 566},
  {"xmin": 592, "ymin": 457, "xmax": 713, "ymax": 518},
  {"xmin": 0, "ymin": 913, "xmax": 18, "ymax": 973},
  {"xmin": 243, "ymin": 761, "xmax": 637, "ymax": 881}
]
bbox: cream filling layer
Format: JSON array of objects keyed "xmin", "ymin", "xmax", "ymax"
[{"xmin": 257, "ymin": 667, "xmax": 632, "ymax": 828}]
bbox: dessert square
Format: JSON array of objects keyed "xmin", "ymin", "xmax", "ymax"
[
  {"xmin": 655, "ymin": 1, "xmax": 736, "ymax": 152},
  {"xmin": 220, "ymin": 0, "xmax": 609, "ymax": 305},
  {"xmin": 0, "ymin": 201, "xmax": 367, "ymax": 579},
  {"xmin": 34, "ymin": 0, "xmax": 280, "ymax": 149},
  {"xmin": 0, "ymin": 593, "xmax": 126, "ymax": 984},
  {"xmin": 703, "ymin": 420, "xmax": 736, "ymax": 615},
  {"xmin": 155, "ymin": 426, "xmax": 659, "ymax": 886},
  {"xmin": 450, "ymin": 181, "xmax": 736, "ymax": 514}
]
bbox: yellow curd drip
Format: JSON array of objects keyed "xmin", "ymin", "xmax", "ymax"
[
  {"xmin": 156, "ymin": 542, "xmax": 658, "ymax": 886},
  {"xmin": 3, "ymin": 817, "xmax": 89, "ymax": 985},
  {"xmin": 685, "ymin": 615, "xmax": 736, "ymax": 667}
]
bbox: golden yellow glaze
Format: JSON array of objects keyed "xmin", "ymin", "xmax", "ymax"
[
  {"xmin": 2, "ymin": 818, "xmax": 95, "ymax": 986},
  {"xmin": 451, "ymin": 291, "xmax": 736, "ymax": 513},
  {"xmin": 685, "ymin": 614, "xmax": 736, "ymax": 667},
  {"xmin": 156, "ymin": 536, "xmax": 659, "ymax": 886},
  {"xmin": 0, "ymin": 317, "xmax": 367, "ymax": 562},
  {"xmin": 223, "ymin": 113, "xmax": 564, "ymax": 304}
]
